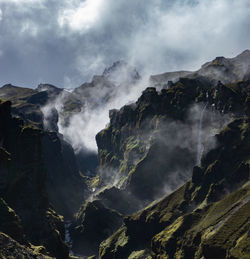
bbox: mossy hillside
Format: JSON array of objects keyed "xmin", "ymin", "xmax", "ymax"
[
  {"xmin": 97, "ymin": 78, "xmax": 250, "ymax": 172},
  {"xmin": 0, "ymin": 232, "xmax": 54, "ymax": 259},
  {"xmin": 151, "ymin": 182, "xmax": 250, "ymax": 258},
  {"xmin": 99, "ymin": 227, "xmax": 129, "ymax": 259},
  {"xmin": 201, "ymin": 199, "xmax": 250, "ymax": 258},
  {"xmin": 95, "ymin": 80, "xmax": 208, "ymax": 201},
  {"xmin": 0, "ymin": 83, "xmax": 82, "ymax": 130},
  {"xmin": 96, "ymin": 78, "xmax": 250, "ymax": 258},
  {"xmin": 191, "ymin": 118, "xmax": 250, "ymax": 205},
  {"xmin": 0, "ymin": 84, "xmax": 37, "ymax": 102},
  {"xmin": 98, "ymin": 117, "xmax": 250, "ymax": 258},
  {"xmin": 128, "ymin": 250, "xmax": 152, "ymax": 259},
  {"xmin": 0, "ymin": 84, "xmax": 45, "ymax": 127},
  {"xmin": 98, "ymin": 182, "xmax": 191, "ymax": 259},
  {"xmin": 0, "ymin": 198, "xmax": 26, "ymax": 245},
  {"xmin": 70, "ymin": 200, "xmax": 123, "ymax": 256},
  {"xmin": 96, "ymin": 79, "xmax": 249, "ymax": 205}
]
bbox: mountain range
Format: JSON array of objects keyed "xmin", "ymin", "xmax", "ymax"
[{"xmin": 0, "ymin": 50, "xmax": 249, "ymax": 259}]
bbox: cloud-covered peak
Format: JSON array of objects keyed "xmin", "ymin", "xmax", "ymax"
[{"xmin": 102, "ymin": 60, "xmax": 141, "ymax": 85}]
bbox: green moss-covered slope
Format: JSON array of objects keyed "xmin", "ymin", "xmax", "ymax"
[{"xmin": 98, "ymin": 117, "xmax": 250, "ymax": 259}]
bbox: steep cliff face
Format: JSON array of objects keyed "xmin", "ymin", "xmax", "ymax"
[
  {"xmin": 94, "ymin": 75, "xmax": 250, "ymax": 258},
  {"xmin": 43, "ymin": 132, "xmax": 87, "ymax": 219},
  {"xmin": 0, "ymin": 84, "xmax": 88, "ymax": 219},
  {"xmin": 99, "ymin": 117, "xmax": 250, "ymax": 259},
  {"xmin": 95, "ymin": 78, "xmax": 249, "ymax": 212},
  {"xmin": 70, "ymin": 200, "xmax": 123, "ymax": 256},
  {"xmin": 0, "ymin": 99, "xmax": 68, "ymax": 258},
  {"xmin": 71, "ymin": 76, "xmax": 249, "ymax": 257}
]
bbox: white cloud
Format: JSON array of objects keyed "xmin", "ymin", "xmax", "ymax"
[
  {"xmin": 127, "ymin": 0, "xmax": 250, "ymax": 74},
  {"xmin": 58, "ymin": 0, "xmax": 104, "ymax": 31},
  {"xmin": 0, "ymin": 0, "xmax": 44, "ymax": 4},
  {"xmin": 20, "ymin": 20, "xmax": 38, "ymax": 36},
  {"xmin": 0, "ymin": 0, "xmax": 249, "ymax": 88},
  {"xmin": 0, "ymin": 8, "xmax": 2, "ymax": 21}
]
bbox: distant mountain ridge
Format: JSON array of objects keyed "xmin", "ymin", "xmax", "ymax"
[{"xmin": 150, "ymin": 49, "xmax": 250, "ymax": 88}]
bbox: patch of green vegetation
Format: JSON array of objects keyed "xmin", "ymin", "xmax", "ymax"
[
  {"xmin": 126, "ymin": 136, "xmax": 140, "ymax": 152},
  {"xmin": 21, "ymin": 124, "xmax": 40, "ymax": 133},
  {"xmin": 203, "ymin": 200, "xmax": 250, "ymax": 253},
  {"xmin": 152, "ymin": 216, "xmax": 184, "ymax": 245},
  {"xmin": 99, "ymin": 227, "xmax": 128, "ymax": 258},
  {"xmin": 198, "ymin": 182, "xmax": 250, "ymax": 231},
  {"xmin": 128, "ymin": 250, "xmax": 152, "ymax": 259}
]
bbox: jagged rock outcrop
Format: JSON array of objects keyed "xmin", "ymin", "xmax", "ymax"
[
  {"xmin": 0, "ymin": 198, "xmax": 26, "ymax": 245},
  {"xmin": 93, "ymin": 70, "xmax": 250, "ymax": 258},
  {"xmin": 73, "ymin": 60, "xmax": 141, "ymax": 111},
  {"xmin": 0, "ymin": 232, "xmax": 52, "ymax": 259},
  {"xmin": 0, "ymin": 84, "xmax": 88, "ymax": 219},
  {"xmin": 0, "ymin": 84, "xmax": 44, "ymax": 127},
  {"xmin": 43, "ymin": 132, "xmax": 87, "ymax": 219},
  {"xmin": 99, "ymin": 117, "xmax": 250, "ymax": 259},
  {"xmin": 95, "ymin": 78, "xmax": 237, "ymax": 213},
  {"xmin": 0, "ymin": 99, "xmax": 68, "ymax": 258},
  {"xmin": 70, "ymin": 200, "xmax": 123, "ymax": 256},
  {"xmin": 67, "ymin": 78, "xmax": 235, "ymax": 256}
]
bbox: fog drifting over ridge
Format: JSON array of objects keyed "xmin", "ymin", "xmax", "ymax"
[{"xmin": 0, "ymin": 0, "xmax": 249, "ymax": 88}]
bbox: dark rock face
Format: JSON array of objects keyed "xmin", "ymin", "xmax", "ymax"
[
  {"xmin": 0, "ymin": 99, "xmax": 68, "ymax": 258},
  {"xmin": 95, "ymin": 62, "xmax": 250, "ymax": 258},
  {"xmin": 0, "ymin": 84, "xmax": 45, "ymax": 128},
  {"xmin": 95, "ymin": 78, "xmax": 235, "ymax": 215},
  {"xmin": 43, "ymin": 132, "xmax": 87, "ymax": 219},
  {"xmin": 0, "ymin": 198, "xmax": 27, "ymax": 245},
  {"xmin": 0, "ymin": 232, "xmax": 48, "ymax": 258},
  {"xmin": 70, "ymin": 76, "xmax": 247, "ymax": 258},
  {"xmin": 70, "ymin": 200, "xmax": 123, "ymax": 256},
  {"xmin": 1, "ymin": 50, "xmax": 249, "ymax": 259},
  {"xmin": 98, "ymin": 117, "xmax": 250, "ymax": 259},
  {"xmin": 0, "ymin": 84, "xmax": 87, "ymax": 219}
]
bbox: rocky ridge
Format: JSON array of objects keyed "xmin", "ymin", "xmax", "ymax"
[
  {"xmin": 0, "ymin": 50, "xmax": 249, "ymax": 258},
  {"xmin": 150, "ymin": 49, "xmax": 250, "ymax": 89},
  {"xmin": 0, "ymin": 99, "xmax": 68, "ymax": 258}
]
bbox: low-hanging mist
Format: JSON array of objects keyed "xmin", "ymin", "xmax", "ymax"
[
  {"xmin": 41, "ymin": 64, "xmax": 147, "ymax": 153},
  {"xmin": 85, "ymin": 99, "xmax": 231, "ymax": 218}
]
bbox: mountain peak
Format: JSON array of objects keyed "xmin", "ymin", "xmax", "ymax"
[
  {"xmin": 102, "ymin": 60, "xmax": 141, "ymax": 85},
  {"xmin": 37, "ymin": 83, "xmax": 62, "ymax": 95},
  {"xmin": 1, "ymin": 84, "xmax": 18, "ymax": 89},
  {"xmin": 233, "ymin": 49, "xmax": 250, "ymax": 62}
]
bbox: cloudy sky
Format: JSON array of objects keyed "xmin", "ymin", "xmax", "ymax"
[{"xmin": 0, "ymin": 0, "xmax": 249, "ymax": 89}]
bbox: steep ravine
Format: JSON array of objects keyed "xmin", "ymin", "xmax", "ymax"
[
  {"xmin": 70, "ymin": 78, "xmax": 250, "ymax": 257},
  {"xmin": 0, "ymin": 50, "xmax": 250, "ymax": 258}
]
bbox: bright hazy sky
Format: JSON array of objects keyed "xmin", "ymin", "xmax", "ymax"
[{"xmin": 0, "ymin": 0, "xmax": 249, "ymax": 88}]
